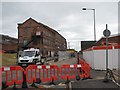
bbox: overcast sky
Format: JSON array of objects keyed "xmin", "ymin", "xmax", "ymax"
[{"xmin": 1, "ymin": 1, "xmax": 119, "ymax": 51}]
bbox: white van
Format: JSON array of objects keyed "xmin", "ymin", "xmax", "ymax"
[{"xmin": 18, "ymin": 48, "xmax": 44, "ymax": 66}]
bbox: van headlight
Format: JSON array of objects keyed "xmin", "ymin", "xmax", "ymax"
[{"xmin": 29, "ymin": 59, "xmax": 33, "ymax": 62}]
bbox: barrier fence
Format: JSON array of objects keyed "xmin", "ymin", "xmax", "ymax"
[
  {"xmin": 1, "ymin": 66, "xmax": 24, "ymax": 89},
  {"xmin": 61, "ymin": 64, "xmax": 82, "ymax": 81},
  {"xmin": 1, "ymin": 58, "xmax": 90, "ymax": 89},
  {"xmin": 79, "ymin": 58, "xmax": 90, "ymax": 78},
  {"xmin": 25, "ymin": 65, "xmax": 60, "ymax": 84}
]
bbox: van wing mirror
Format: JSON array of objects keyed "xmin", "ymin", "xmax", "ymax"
[
  {"xmin": 35, "ymin": 53, "xmax": 39, "ymax": 57},
  {"xmin": 19, "ymin": 54, "xmax": 21, "ymax": 57}
]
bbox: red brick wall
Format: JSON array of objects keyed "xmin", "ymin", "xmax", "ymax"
[
  {"xmin": 2, "ymin": 44, "xmax": 17, "ymax": 52},
  {"xmin": 96, "ymin": 36, "xmax": 120, "ymax": 46},
  {"xmin": 18, "ymin": 18, "xmax": 67, "ymax": 56}
]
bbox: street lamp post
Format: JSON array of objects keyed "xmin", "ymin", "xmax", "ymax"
[{"xmin": 82, "ymin": 8, "xmax": 96, "ymax": 41}]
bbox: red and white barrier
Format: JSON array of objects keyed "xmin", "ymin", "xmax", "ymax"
[
  {"xmin": 25, "ymin": 65, "xmax": 60, "ymax": 83},
  {"xmin": 1, "ymin": 60, "xmax": 90, "ymax": 88},
  {"xmin": 79, "ymin": 59, "xmax": 90, "ymax": 78},
  {"xmin": 61, "ymin": 62, "xmax": 90, "ymax": 81},
  {"xmin": 1, "ymin": 66, "xmax": 24, "ymax": 86}
]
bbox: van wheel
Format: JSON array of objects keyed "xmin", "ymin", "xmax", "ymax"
[{"xmin": 33, "ymin": 60, "xmax": 36, "ymax": 64}]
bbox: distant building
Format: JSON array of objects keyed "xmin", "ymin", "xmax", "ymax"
[
  {"xmin": 81, "ymin": 41, "xmax": 96, "ymax": 52},
  {"xmin": 0, "ymin": 34, "xmax": 18, "ymax": 53},
  {"xmin": 81, "ymin": 33, "xmax": 120, "ymax": 52},
  {"xmin": 82, "ymin": 33, "xmax": 120, "ymax": 70},
  {"xmin": 67, "ymin": 49, "xmax": 77, "ymax": 57},
  {"xmin": 96, "ymin": 33, "xmax": 120, "ymax": 46},
  {"xmin": 18, "ymin": 18, "xmax": 67, "ymax": 57}
]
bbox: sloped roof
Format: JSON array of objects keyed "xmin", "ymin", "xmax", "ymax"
[
  {"xmin": 18, "ymin": 17, "xmax": 66, "ymax": 40},
  {"xmin": 0, "ymin": 34, "xmax": 18, "ymax": 44},
  {"xmin": 96, "ymin": 33, "xmax": 120, "ymax": 45}
]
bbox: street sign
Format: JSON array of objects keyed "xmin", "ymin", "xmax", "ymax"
[
  {"xmin": 103, "ymin": 24, "xmax": 111, "ymax": 37},
  {"xmin": 103, "ymin": 30, "xmax": 111, "ymax": 37}
]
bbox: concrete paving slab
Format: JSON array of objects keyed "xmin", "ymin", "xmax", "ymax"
[{"xmin": 71, "ymin": 79, "xmax": 119, "ymax": 88}]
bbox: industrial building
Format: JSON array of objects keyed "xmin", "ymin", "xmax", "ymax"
[{"xmin": 18, "ymin": 18, "xmax": 67, "ymax": 57}]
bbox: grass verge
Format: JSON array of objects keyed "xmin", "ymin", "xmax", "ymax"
[{"xmin": 1, "ymin": 53, "xmax": 17, "ymax": 66}]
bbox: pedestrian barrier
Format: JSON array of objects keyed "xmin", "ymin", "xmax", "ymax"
[
  {"xmin": 79, "ymin": 58, "xmax": 90, "ymax": 78},
  {"xmin": 0, "ymin": 66, "xmax": 2, "ymax": 87},
  {"xmin": 1, "ymin": 66, "xmax": 24, "ymax": 89},
  {"xmin": 1, "ymin": 58, "xmax": 90, "ymax": 89},
  {"xmin": 25, "ymin": 65, "xmax": 60, "ymax": 84},
  {"xmin": 61, "ymin": 64, "xmax": 82, "ymax": 81}
]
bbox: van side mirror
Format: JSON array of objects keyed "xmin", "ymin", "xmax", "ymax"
[
  {"xmin": 19, "ymin": 55, "xmax": 21, "ymax": 57},
  {"xmin": 35, "ymin": 53, "xmax": 39, "ymax": 57}
]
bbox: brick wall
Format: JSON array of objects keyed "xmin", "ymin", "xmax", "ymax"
[
  {"xmin": 0, "ymin": 34, "xmax": 18, "ymax": 52},
  {"xmin": 18, "ymin": 18, "xmax": 67, "ymax": 57}
]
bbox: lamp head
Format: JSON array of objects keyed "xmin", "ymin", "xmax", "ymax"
[{"xmin": 82, "ymin": 8, "xmax": 87, "ymax": 10}]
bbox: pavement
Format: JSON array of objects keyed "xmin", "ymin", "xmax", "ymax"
[
  {"xmin": 70, "ymin": 69, "xmax": 120, "ymax": 89},
  {"xmin": 71, "ymin": 79, "xmax": 119, "ymax": 89},
  {"xmin": 112, "ymin": 69, "xmax": 120, "ymax": 83},
  {"xmin": 90, "ymin": 69, "xmax": 106, "ymax": 80}
]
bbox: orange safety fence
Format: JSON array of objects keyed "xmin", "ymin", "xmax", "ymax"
[
  {"xmin": 1, "ymin": 59, "xmax": 90, "ymax": 89},
  {"xmin": 79, "ymin": 58, "xmax": 90, "ymax": 78},
  {"xmin": 25, "ymin": 65, "xmax": 60, "ymax": 83},
  {"xmin": 0, "ymin": 67, "xmax": 2, "ymax": 87},
  {"xmin": 60, "ymin": 64, "xmax": 84, "ymax": 81},
  {"xmin": 1, "ymin": 66, "xmax": 24, "ymax": 86}
]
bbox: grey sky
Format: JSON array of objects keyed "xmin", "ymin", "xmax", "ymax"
[{"xmin": 1, "ymin": 1, "xmax": 118, "ymax": 51}]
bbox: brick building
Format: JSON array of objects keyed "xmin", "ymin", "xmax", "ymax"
[
  {"xmin": 96, "ymin": 33, "xmax": 120, "ymax": 46},
  {"xmin": 18, "ymin": 18, "xmax": 67, "ymax": 57},
  {"xmin": 0, "ymin": 34, "xmax": 18, "ymax": 53},
  {"xmin": 80, "ymin": 33, "xmax": 120, "ymax": 53}
]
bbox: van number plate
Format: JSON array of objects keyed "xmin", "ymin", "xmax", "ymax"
[{"xmin": 22, "ymin": 64, "xmax": 27, "ymax": 66}]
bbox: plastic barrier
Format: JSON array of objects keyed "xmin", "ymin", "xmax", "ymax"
[
  {"xmin": 25, "ymin": 65, "xmax": 60, "ymax": 84},
  {"xmin": 0, "ymin": 66, "xmax": 2, "ymax": 87},
  {"xmin": 1, "ymin": 59, "xmax": 90, "ymax": 89},
  {"xmin": 61, "ymin": 64, "xmax": 84, "ymax": 81},
  {"xmin": 79, "ymin": 58, "xmax": 90, "ymax": 78},
  {"xmin": 2, "ymin": 66, "xmax": 24, "ymax": 87}
]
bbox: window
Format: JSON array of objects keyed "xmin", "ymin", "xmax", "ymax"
[{"xmin": 23, "ymin": 40, "xmax": 28, "ymax": 46}]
